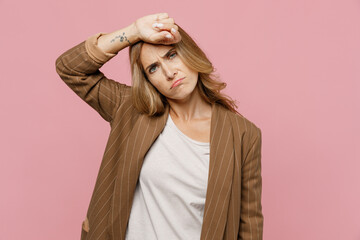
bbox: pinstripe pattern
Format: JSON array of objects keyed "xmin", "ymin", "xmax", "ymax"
[{"xmin": 55, "ymin": 32, "xmax": 263, "ymax": 240}]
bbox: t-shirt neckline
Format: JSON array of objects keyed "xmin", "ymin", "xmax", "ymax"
[{"xmin": 168, "ymin": 113, "xmax": 210, "ymax": 146}]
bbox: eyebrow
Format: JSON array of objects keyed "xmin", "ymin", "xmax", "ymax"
[{"xmin": 145, "ymin": 47, "xmax": 176, "ymax": 72}]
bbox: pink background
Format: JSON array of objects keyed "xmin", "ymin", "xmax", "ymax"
[{"xmin": 1, "ymin": 0, "xmax": 359, "ymax": 239}]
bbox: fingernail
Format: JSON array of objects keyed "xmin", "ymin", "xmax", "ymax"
[
  {"xmin": 165, "ymin": 33, "xmax": 172, "ymax": 38},
  {"xmin": 171, "ymin": 28, "xmax": 176, "ymax": 33},
  {"xmin": 157, "ymin": 23, "xmax": 164, "ymax": 27},
  {"xmin": 152, "ymin": 23, "xmax": 158, "ymax": 28}
]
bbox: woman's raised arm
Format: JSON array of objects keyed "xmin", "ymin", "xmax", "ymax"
[
  {"xmin": 97, "ymin": 12, "xmax": 181, "ymax": 54},
  {"xmin": 96, "ymin": 23, "xmax": 140, "ymax": 55},
  {"xmin": 55, "ymin": 13, "xmax": 181, "ymax": 123},
  {"xmin": 55, "ymin": 30, "xmax": 129, "ymax": 123}
]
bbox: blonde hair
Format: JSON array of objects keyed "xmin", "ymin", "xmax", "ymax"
[{"xmin": 128, "ymin": 24, "xmax": 239, "ymax": 116}]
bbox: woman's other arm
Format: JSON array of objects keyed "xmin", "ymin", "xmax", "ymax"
[{"xmin": 239, "ymin": 126, "xmax": 264, "ymax": 240}]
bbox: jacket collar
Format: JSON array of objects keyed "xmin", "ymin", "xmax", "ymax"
[{"xmin": 111, "ymin": 102, "xmax": 235, "ymax": 239}]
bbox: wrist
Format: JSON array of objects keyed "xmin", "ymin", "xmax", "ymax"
[{"xmin": 127, "ymin": 22, "xmax": 141, "ymax": 44}]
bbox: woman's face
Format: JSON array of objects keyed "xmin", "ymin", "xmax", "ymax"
[{"xmin": 140, "ymin": 43, "xmax": 199, "ymax": 102}]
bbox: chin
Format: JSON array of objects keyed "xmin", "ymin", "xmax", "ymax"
[{"xmin": 169, "ymin": 85, "xmax": 198, "ymax": 101}]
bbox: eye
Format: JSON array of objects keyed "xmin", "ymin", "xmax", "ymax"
[
  {"xmin": 148, "ymin": 51, "xmax": 177, "ymax": 74},
  {"xmin": 149, "ymin": 65, "xmax": 158, "ymax": 74},
  {"xmin": 169, "ymin": 51, "xmax": 177, "ymax": 59}
]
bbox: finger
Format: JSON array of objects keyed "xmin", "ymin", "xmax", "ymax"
[
  {"xmin": 168, "ymin": 26, "xmax": 180, "ymax": 42},
  {"xmin": 154, "ymin": 31, "xmax": 175, "ymax": 45},
  {"xmin": 171, "ymin": 25, "xmax": 179, "ymax": 34},
  {"xmin": 163, "ymin": 30, "xmax": 182, "ymax": 45},
  {"xmin": 159, "ymin": 17, "xmax": 174, "ymax": 24},
  {"xmin": 157, "ymin": 13, "xmax": 169, "ymax": 20},
  {"xmin": 162, "ymin": 31, "xmax": 174, "ymax": 40},
  {"xmin": 154, "ymin": 17, "xmax": 174, "ymax": 25},
  {"xmin": 151, "ymin": 17, "xmax": 175, "ymax": 30},
  {"xmin": 153, "ymin": 24, "xmax": 180, "ymax": 43},
  {"xmin": 171, "ymin": 30, "xmax": 182, "ymax": 43},
  {"xmin": 149, "ymin": 31, "xmax": 173, "ymax": 44},
  {"xmin": 152, "ymin": 22, "xmax": 178, "ymax": 32}
]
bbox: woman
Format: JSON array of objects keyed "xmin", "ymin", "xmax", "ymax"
[{"xmin": 56, "ymin": 12, "xmax": 263, "ymax": 240}]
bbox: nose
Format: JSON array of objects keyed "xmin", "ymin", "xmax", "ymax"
[{"xmin": 162, "ymin": 62, "xmax": 177, "ymax": 80}]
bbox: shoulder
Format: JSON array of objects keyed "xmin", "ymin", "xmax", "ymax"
[
  {"xmin": 119, "ymin": 84, "xmax": 133, "ymax": 102},
  {"xmin": 221, "ymin": 106, "xmax": 261, "ymax": 133},
  {"xmin": 222, "ymin": 107, "xmax": 262, "ymax": 145}
]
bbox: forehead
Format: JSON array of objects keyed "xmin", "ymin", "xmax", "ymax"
[{"xmin": 140, "ymin": 43, "xmax": 175, "ymax": 67}]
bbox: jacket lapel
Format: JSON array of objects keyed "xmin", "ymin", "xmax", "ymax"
[
  {"xmin": 200, "ymin": 103, "xmax": 235, "ymax": 240},
  {"xmin": 111, "ymin": 103, "xmax": 234, "ymax": 240},
  {"xmin": 111, "ymin": 105, "xmax": 170, "ymax": 239}
]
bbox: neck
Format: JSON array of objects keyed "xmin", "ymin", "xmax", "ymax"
[{"xmin": 166, "ymin": 85, "xmax": 212, "ymax": 122}]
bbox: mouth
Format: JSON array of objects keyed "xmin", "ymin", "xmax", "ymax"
[{"xmin": 170, "ymin": 77, "xmax": 185, "ymax": 89}]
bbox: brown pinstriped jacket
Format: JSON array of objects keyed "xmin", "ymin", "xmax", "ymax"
[{"xmin": 55, "ymin": 32, "xmax": 263, "ymax": 240}]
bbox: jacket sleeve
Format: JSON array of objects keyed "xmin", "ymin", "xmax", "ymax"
[
  {"xmin": 239, "ymin": 126, "xmax": 264, "ymax": 240},
  {"xmin": 55, "ymin": 32, "xmax": 130, "ymax": 123}
]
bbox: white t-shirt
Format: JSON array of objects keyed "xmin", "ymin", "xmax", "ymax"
[{"xmin": 125, "ymin": 113, "xmax": 210, "ymax": 240}]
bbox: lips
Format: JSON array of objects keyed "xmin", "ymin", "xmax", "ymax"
[{"xmin": 171, "ymin": 77, "xmax": 185, "ymax": 89}]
